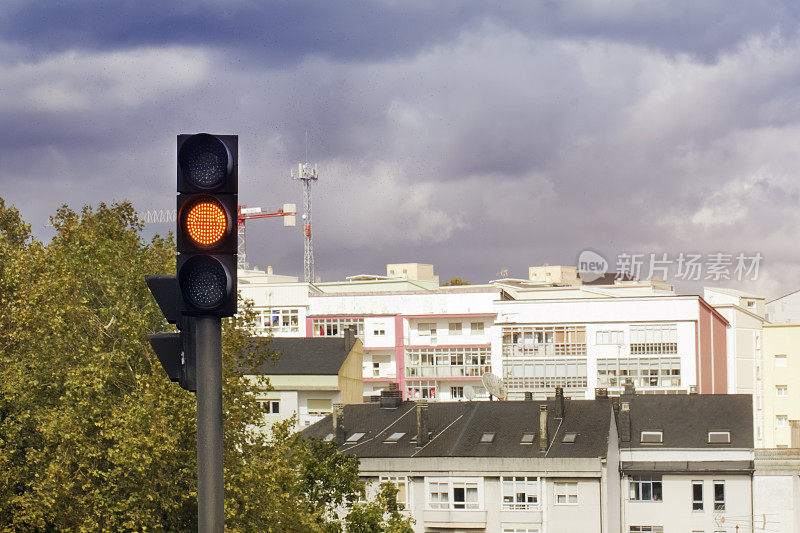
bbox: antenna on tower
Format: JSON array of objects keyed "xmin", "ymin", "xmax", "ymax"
[{"xmin": 291, "ymin": 162, "xmax": 318, "ymax": 283}]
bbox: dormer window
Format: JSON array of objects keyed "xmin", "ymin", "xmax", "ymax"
[
  {"xmin": 708, "ymin": 431, "xmax": 731, "ymax": 444},
  {"xmin": 641, "ymin": 430, "xmax": 663, "ymax": 444},
  {"xmin": 384, "ymin": 432, "xmax": 405, "ymax": 444},
  {"xmin": 345, "ymin": 432, "xmax": 366, "ymax": 443},
  {"xmin": 480, "ymin": 432, "xmax": 495, "ymax": 443}
]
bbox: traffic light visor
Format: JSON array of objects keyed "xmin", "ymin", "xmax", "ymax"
[
  {"xmin": 178, "ymin": 133, "xmax": 233, "ymax": 190},
  {"xmin": 186, "ymin": 200, "xmax": 227, "ymax": 246}
]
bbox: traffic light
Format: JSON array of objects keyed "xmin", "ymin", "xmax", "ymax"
[
  {"xmin": 145, "ymin": 275, "xmax": 196, "ymax": 392},
  {"xmin": 176, "ymin": 133, "xmax": 238, "ymax": 316}
]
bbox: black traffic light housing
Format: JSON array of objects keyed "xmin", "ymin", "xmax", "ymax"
[
  {"xmin": 146, "ymin": 275, "xmax": 197, "ymax": 392},
  {"xmin": 176, "ymin": 133, "xmax": 238, "ymax": 317}
]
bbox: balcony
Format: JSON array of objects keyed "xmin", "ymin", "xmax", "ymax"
[
  {"xmin": 423, "ymin": 509, "xmax": 487, "ymax": 528},
  {"xmin": 502, "ymin": 343, "xmax": 587, "ymax": 357},
  {"xmin": 405, "ymin": 364, "xmax": 491, "ymax": 379}
]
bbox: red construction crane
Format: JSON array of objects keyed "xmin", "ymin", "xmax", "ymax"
[{"xmin": 237, "ymin": 204, "xmax": 296, "ymax": 270}]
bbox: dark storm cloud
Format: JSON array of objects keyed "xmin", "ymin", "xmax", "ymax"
[
  {"xmin": 2, "ymin": 1, "xmax": 798, "ymax": 63},
  {"xmin": 3, "ymin": 2, "xmax": 800, "ymax": 297}
]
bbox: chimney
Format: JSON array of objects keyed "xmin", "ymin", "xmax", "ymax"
[
  {"xmin": 595, "ymin": 388, "xmax": 608, "ymax": 399},
  {"xmin": 344, "ymin": 325, "xmax": 356, "ymax": 353},
  {"xmin": 539, "ymin": 404, "xmax": 549, "ymax": 452},
  {"xmin": 555, "ymin": 387, "xmax": 565, "ymax": 418},
  {"xmin": 416, "ymin": 400, "xmax": 430, "ymax": 447},
  {"xmin": 380, "ymin": 383, "xmax": 402, "ymax": 408},
  {"xmin": 524, "ymin": 391, "xmax": 533, "ymax": 401},
  {"xmin": 267, "ymin": 265, "xmax": 274, "ymax": 275},
  {"xmin": 619, "ymin": 401, "xmax": 631, "ymax": 443},
  {"xmin": 333, "ymin": 403, "xmax": 345, "ymax": 441},
  {"xmin": 791, "ymin": 420, "xmax": 800, "ymax": 449},
  {"xmin": 623, "ymin": 381, "xmax": 636, "ymax": 396}
]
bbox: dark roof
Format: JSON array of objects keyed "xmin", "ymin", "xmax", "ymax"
[
  {"xmin": 303, "ymin": 399, "xmax": 612, "ymax": 459},
  {"xmin": 248, "ymin": 337, "xmax": 353, "ymax": 375},
  {"xmin": 616, "ymin": 394, "xmax": 753, "ymax": 449}
]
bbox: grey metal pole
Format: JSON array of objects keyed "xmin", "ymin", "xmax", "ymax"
[{"xmin": 195, "ymin": 315, "xmax": 224, "ymax": 532}]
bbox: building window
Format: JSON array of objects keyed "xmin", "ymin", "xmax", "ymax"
[
  {"xmin": 373, "ymin": 328, "xmax": 386, "ymax": 336},
  {"xmin": 777, "ymin": 415, "xmax": 789, "ymax": 428},
  {"xmin": 449, "ymin": 322, "xmax": 463, "ymax": 335},
  {"xmin": 257, "ymin": 400, "xmax": 280, "ymax": 414},
  {"xmin": 426, "ymin": 478, "xmax": 480, "ymax": 510},
  {"xmin": 640, "ymin": 431, "xmax": 663, "ymax": 444},
  {"xmin": 503, "ymin": 358, "xmax": 588, "ymax": 391},
  {"xmin": 597, "ymin": 330, "xmax": 624, "ymax": 345},
  {"xmin": 417, "ymin": 322, "xmax": 437, "ymax": 336},
  {"xmin": 554, "ymin": 481, "xmax": 578, "ymax": 505},
  {"xmin": 470, "ymin": 322, "xmax": 485, "ymax": 335},
  {"xmin": 708, "ymin": 431, "xmax": 731, "ymax": 444},
  {"xmin": 502, "ymin": 325, "xmax": 587, "ymax": 356},
  {"xmin": 379, "ymin": 476, "xmax": 408, "ymax": 509},
  {"xmin": 406, "ymin": 347, "xmax": 491, "ymax": 379},
  {"xmin": 502, "ymin": 477, "xmax": 539, "ymax": 510},
  {"xmin": 373, "ymin": 362, "xmax": 380, "ymax": 377},
  {"xmin": 312, "ymin": 318, "xmax": 364, "ymax": 338},
  {"xmin": 630, "ymin": 324, "xmax": 678, "ymax": 354},
  {"xmin": 629, "ymin": 475, "xmax": 662, "ymax": 501},
  {"xmin": 406, "ymin": 382, "xmax": 437, "ymax": 400},
  {"xmin": 451, "ymin": 386, "xmax": 464, "ymax": 399},
  {"xmin": 597, "ymin": 357, "xmax": 681, "ymax": 388},
  {"xmin": 775, "ymin": 354, "xmax": 788, "ymax": 368},
  {"xmin": 307, "ymin": 398, "xmax": 332, "ymax": 417},
  {"xmin": 692, "ymin": 481, "xmax": 703, "ymax": 510},
  {"xmin": 713, "ymin": 481, "xmax": 725, "ymax": 511},
  {"xmin": 630, "ymin": 528, "xmax": 663, "ymax": 533},
  {"xmin": 777, "ymin": 385, "xmax": 788, "ymax": 397},
  {"xmin": 262, "ymin": 308, "xmax": 301, "ymax": 333}
]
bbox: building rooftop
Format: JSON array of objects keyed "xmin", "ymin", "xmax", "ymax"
[
  {"xmin": 303, "ymin": 398, "xmax": 613, "ymax": 459},
  {"xmin": 616, "ymin": 393, "xmax": 753, "ymax": 449},
  {"xmin": 248, "ymin": 337, "xmax": 355, "ymax": 376}
]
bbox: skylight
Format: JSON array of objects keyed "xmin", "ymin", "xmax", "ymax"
[
  {"xmin": 480, "ymin": 432, "xmax": 495, "ymax": 443},
  {"xmin": 345, "ymin": 432, "xmax": 366, "ymax": 443},
  {"xmin": 641, "ymin": 430, "xmax": 663, "ymax": 444},
  {"xmin": 323, "ymin": 434, "xmax": 335, "ymax": 442},
  {"xmin": 384, "ymin": 432, "xmax": 405, "ymax": 443},
  {"xmin": 520, "ymin": 433, "xmax": 536, "ymax": 444},
  {"xmin": 708, "ymin": 431, "xmax": 731, "ymax": 444},
  {"xmin": 562, "ymin": 432, "xmax": 577, "ymax": 443}
]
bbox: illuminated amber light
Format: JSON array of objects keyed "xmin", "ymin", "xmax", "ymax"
[{"xmin": 186, "ymin": 201, "xmax": 227, "ymax": 246}]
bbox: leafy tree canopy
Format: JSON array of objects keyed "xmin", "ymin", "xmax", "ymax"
[
  {"xmin": 442, "ymin": 276, "xmax": 470, "ymax": 286},
  {"xmin": 0, "ymin": 200, "xmax": 412, "ymax": 532}
]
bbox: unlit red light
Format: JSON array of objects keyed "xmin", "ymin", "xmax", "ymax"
[{"xmin": 186, "ymin": 202, "xmax": 227, "ymax": 246}]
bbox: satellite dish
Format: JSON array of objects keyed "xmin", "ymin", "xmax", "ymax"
[
  {"xmin": 464, "ymin": 385, "xmax": 476, "ymax": 401},
  {"xmin": 481, "ymin": 372, "xmax": 507, "ymax": 400}
]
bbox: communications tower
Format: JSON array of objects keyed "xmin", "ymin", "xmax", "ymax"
[{"xmin": 291, "ymin": 163, "xmax": 318, "ymax": 282}]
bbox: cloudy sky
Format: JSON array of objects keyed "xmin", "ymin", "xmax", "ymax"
[{"xmin": 3, "ymin": 1, "xmax": 800, "ymax": 297}]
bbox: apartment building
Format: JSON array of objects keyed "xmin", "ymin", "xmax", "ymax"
[
  {"xmin": 761, "ymin": 324, "xmax": 800, "ymax": 448},
  {"xmin": 304, "ymin": 389, "xmax": 755, "ymax": 532},
  {"xmin": 240, "ymin": 264, "xmax": 729, "ymax": 403},
  {"xmin": 305, "ymin": 390, "xmax": 618, "ymax": 533},
  {"xmin": 245, "ymin": 330, "xmax": 363, "ymax": 429},
  {"xmin": 704, "ymin": 287, "xmax": 766, "ymax": 446},
  {"xmin": 494, "ymin": 290, "xmax": 729, "ymax": 399}
]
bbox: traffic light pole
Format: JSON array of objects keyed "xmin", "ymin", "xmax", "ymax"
[{"xmin": 195, "ymin": 316, "xmax": 224, "ymax": 532}]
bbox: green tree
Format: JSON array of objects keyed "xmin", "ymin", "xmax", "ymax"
[
  {"xmin": 442, "ymin": 276, "xmax": 470, "ymax": 286},
  {"xmin": 0, "ymin": 199, "xmax": 412, "ymax": 532}
]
